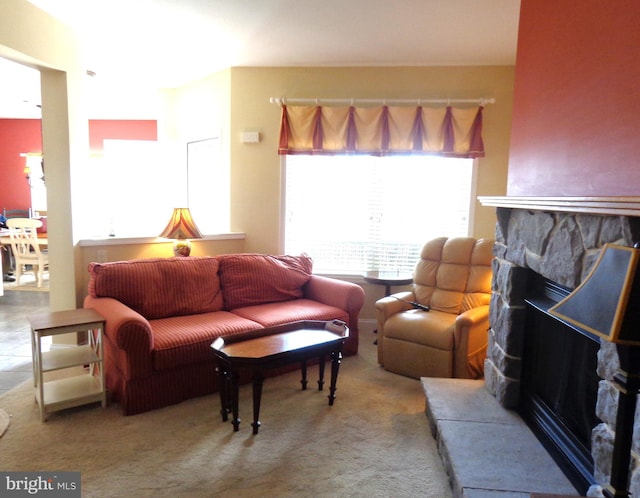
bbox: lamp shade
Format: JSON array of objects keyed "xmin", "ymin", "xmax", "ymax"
[
  {"xmin": 549, "ymin": 244, "xmax": 640, "ymax": 345},
  {"xmin": 159, "ymin": 208, "xmax": 203, "ymax": 240}
]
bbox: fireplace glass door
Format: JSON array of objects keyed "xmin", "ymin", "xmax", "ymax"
[{"xmin": 521, "ymin": 280, "xmax": 600, "ymax": 495}]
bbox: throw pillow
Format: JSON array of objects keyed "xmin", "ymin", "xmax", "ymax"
[
  {"xmin": 217, "ymin": 253, "xmax": 313, "ymax": 309},
  {"xmin": 88, "ymin": 256, "xmax": 224, "ymax": 319}
]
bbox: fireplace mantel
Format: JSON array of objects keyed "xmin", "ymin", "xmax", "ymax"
[{"xmin": 478, "ymin": 196, "xmax": 640, "ymax": 217}]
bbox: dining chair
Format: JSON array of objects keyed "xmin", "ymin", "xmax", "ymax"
[
  {"xmin": 6, "ymin": 218, "xmax": 49, "ymax": 287},
  {"xmin": 3, "ymin": 208, "xmax": 33, "ymax": 219}
]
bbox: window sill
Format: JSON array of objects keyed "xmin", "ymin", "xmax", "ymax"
[
  {"xmin": 315, "ymin": 273, "xmax": 414, "ymax": 287},
  {"xmin": 78, "ymin": 232, "xmax": 246, "ymax": 247},
  {"xmin": 314, "ymin": 273, "xmax": 367, "ymax": 285}
]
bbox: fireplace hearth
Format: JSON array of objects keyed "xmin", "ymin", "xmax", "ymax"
[{"xmin": 478, "ymin": 198, "xmax": 640, "ymax": 497}]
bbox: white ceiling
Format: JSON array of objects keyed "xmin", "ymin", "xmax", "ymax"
[{"xmin": 1, "ymin": 0, "xmax": 521, "ymax": 118}]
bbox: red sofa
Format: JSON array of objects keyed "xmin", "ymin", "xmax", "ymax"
[{"xmin": 83, "ymin": 254, "xmax": 364, "ymax": 415}]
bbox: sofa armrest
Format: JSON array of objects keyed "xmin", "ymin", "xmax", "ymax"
[
  {"xmin": 375, "ymin": 291, "xmax": 414, "ymax": 363},
  {"xmin": 304, "ymin": 275, "xmax": 364, "ymax": 310},
  {"xmin": 85, "ymin": 295, "xmax": 153, "ymax": 351},
  {"xmin": 84, "ymin": 295, "xmax": 155, "ymax": 378},
  {"xmin": 303, "ymin": 275, "xmax": 365, "ymax": 330},
  {"xmin": 453, "ymin": 305, "xmax": 490, "ymax": 379}
]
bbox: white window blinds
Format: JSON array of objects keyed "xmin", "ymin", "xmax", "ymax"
[{"xmin": 284, "ymin": 155, "xmax": 475, "ymax": 274}]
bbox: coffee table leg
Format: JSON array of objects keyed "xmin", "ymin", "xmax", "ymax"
[
  {"xmin": 328, "ymin": 350, "xmax": 342, "ymax": 406},
  {"xmin": 217, "ymin": 365, "xmax": 230, "ymax": 421},
  {"xmin": 251, "ymin": 371, "xmax": 264, "ymax": 435},
  {"xmin": 300, "ymin": 359, "xmax": 308, "ymax": 390},
  {"xmin": 317, "ymin": 354, "xmax": 325, "ymax": 390},
  {"xmin": 230, "ymin": 370, "xmax": 241, "ymax": 431}
]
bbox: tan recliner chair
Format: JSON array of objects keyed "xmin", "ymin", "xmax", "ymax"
[{"xmin": 375, "ymin": 237, "xmax": 494, "ymax": 379}]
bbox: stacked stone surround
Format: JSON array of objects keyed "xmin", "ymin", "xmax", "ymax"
[{"xmin": 484, "ymin": 206, "xmax": 640, "ymax": 496}]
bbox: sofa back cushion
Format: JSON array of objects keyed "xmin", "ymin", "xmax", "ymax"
[
  {"xmin": 88, "ymin": 257, "xmax": 223, "ymax": 319},
  {"xmin": 413, "ymin": 237, "xmax": 494, "ymax": 315},
  {"xmin": 217, "ymin": 253, "xmax": 313, "ymax": 309}
]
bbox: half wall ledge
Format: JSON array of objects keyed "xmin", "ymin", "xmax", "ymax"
[
  {"xmin": 78, "ymin": 232, "xmax": 246, "ymax": 247},
  {"xmin": 478, "ymin": 196, "xmax": 640, "ymax": 217}
]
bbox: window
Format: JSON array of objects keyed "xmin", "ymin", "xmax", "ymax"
[
  {"xmin": 283, "ymin": 155, "xmax": 476, "ymax": 274},
  {"xmin": 76, "ymin": 138, "xmax": 228, "ymax": 239},
  {"xmin": 76, "ymin": 140, "xmax": 174, "ymax": 238},
  {"xmin": 187, "ymin": 136, "xmax": 228, "ymax": 235}
]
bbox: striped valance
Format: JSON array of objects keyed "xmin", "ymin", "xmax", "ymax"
[{"xmin": 278, "ymin": 104, "xmax": 485, "ymax": 158}]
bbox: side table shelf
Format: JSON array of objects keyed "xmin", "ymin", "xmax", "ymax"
[{"xmin": 28, "ymin": 308, "xmax": 107, "ymax": 421}]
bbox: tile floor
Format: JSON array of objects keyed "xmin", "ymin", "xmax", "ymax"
[{"xmin": 0, "ymin": 289, "xmax": 50, "ymax": 397}]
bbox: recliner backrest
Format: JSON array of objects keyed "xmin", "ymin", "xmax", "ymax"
[{"xmin": 413, "ymin": 237, "xmax": 494, "ymax": 314}]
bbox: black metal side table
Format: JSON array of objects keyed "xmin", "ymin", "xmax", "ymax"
[
  {"xmin": 363, "ymin": 271, "xmax": 413, "ymax": 344},
  {"xmin": 363, "ymin": 270, "xmax": 413, "ymax": 297}
]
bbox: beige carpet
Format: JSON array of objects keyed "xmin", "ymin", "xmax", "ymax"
[
  {"xmin": 0, "ymin": 408, "xmax": 9, "ymax": 437},
  {"xmin": 0, "ymin": 338, "xmax": 452, "ymax": 498}
]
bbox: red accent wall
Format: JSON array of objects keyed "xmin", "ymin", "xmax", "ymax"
[
  {"xmin": 0, "ymin": 119, "xmax": 41, "ymax": 211},
  {"xmin": 0, "ymin": 119, "xmax": 157, "ymax": 213},
  {"xmin": 507, "ymin": 1, "xmax": 640, "ymax": 196},
  {"xmin": 88, "ymin": 120, "xmax": 157, "ymax": 154}
]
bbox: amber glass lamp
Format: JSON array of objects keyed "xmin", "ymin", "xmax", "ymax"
[{"xmin": 159, "ymin": 207, "xmax": 203, "ymax": 256}]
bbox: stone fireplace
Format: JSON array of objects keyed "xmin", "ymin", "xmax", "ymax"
[{"xmin": 478, "ymin": 197, "xmax": 640, "ymax": 497}]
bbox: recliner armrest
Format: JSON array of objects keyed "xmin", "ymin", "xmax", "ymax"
[
  {"xmin": 454, "ymin": 305, "xmax": 490, "ymax": 340},
  {"xmin": 375, "ymin": 291, "xmax": 415, "ymax": 364},
  {"xmin": 453, "ymin": 305, "xmax": 490, "ymax": 378},
  {"xmin": 375, "ymin": 291, "xmax": 415, "ymax": 322}
]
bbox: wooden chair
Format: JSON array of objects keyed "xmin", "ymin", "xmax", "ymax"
[
  {"xmin": 6, "ymin": 218, "xmax": 49, "ymax": 287},
  {"xmin": 3, "ymin": 208, "xmax": 32, "ymax": 219}
]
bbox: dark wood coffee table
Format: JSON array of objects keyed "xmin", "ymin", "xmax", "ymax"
[{"xmin": 210, "ymin": 319, "xmax": 349, "ymax": 434}]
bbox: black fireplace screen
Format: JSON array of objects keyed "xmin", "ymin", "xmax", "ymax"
[{"xmin": 520, "ymin": 279, "xmax": 600, "ymax": 494}]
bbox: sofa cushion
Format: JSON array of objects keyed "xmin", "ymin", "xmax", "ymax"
[
  {"xmin": 88, "ymin": 257, "xmax": 223, "ymax": 319},
  {"xmin": 150, "ymin": 311, "xmax": 262, "ymax": 371},
  {"xmin": 384, "ymin": 309, "xmax": 456, "ymax": 350},
  {"xmin": 217, "ymin": 253, "xmax": 313, "ymax": 310},
  {"xmin": 231, "ymin": 298, "xmax": 348, "ymax": 328}
]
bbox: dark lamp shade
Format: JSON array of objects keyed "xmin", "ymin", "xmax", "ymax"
[
  {"xmin": 159, "ymin": 208, "xmax": 203, "ymax": 240},
  {"xmin": 549, "ymin": 244, "xmax": 640, "ymax": 345}
]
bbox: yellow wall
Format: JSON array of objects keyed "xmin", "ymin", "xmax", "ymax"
[
  {"xmin": 218, "ymin": 66, "xmax": 513, "ymax": 325},
  {"xmin": 2, "ymin": 3, "xmax": 514, "ymax": 324},
  {"xmin": 80, "ymin": 66, "xmax": 514, "ymax": 321},
  {"xmin": 226, "ymin": 66, "xmax": 514, "ymax": 253},
  {"xmin": 87, "ymin": 65, "xmax": 514, "ymax": 324}
]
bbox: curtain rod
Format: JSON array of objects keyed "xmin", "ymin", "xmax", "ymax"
[{"xmin": 269, "ymin": 97, "xmax": 495, "ymax": 106}]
